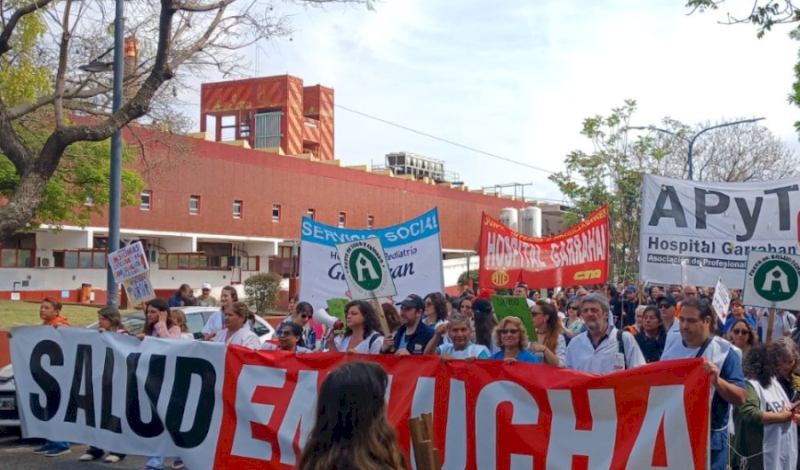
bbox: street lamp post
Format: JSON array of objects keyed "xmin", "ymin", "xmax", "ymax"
[
  {"xmin": 80, "ymin": 0, "xmax": 124, "ymax": 306},
  {"xmin": 629, "ymin": 117, "xmax": 766, "ymax": 180}
]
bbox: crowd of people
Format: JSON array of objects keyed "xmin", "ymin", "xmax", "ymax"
[{"xmin": 29, "ymin": 279, "xmax": 800, "ymax": 470}]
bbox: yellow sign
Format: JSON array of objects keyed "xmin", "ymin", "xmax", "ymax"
[{"xmin": 491, "ymin": 270, "xmax": 509, "ymax": 286}]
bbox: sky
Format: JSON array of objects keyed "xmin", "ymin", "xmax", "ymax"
[{"xmin": 176, "ymin": 0, "xmax": 800, "ymax": 204}]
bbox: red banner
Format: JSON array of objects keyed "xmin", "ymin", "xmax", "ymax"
[
  {"xmin": 215, "ymin": 349, "xmax": 709, "ymax": 470},
  {"xmin": 479, "ymin": 204, "xmax": 610, "ymax": 289}
]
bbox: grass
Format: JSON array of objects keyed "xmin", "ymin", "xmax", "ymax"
[{"xmin": 0, "ymin": 300, "xmax": 105, "ymax": 328}]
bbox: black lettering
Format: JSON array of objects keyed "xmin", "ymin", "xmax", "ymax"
[
  {"xmin": 29, "ymin": 340, "xmax": 63, "ymax": 421},
  {"xmin": 764, "ymin": 185, "xmax": 798, "ymax": 230},
  {"xmin": 65, "ymin": 344, "xmax": 95, "ymax": 426},
  {"xmin": 648, "ymin": 186, "xmax": 687, "ymax": 227},
  {"xmin": 165, "ymin": 357, "xmax": 216, "ymax": 448},
  {"xmin": 735, "ymin": 197, "xmax": 763, "ymax": 242},
  {"xmin": 125, "ymin": 353, "xmax": 166, "ymax": 438},
  {"xmin": 101, "ymin": 347, "xmax": 122, "ymax": 433},
  {"xmin": 694, "ymin": 189, "xmax": 729, "ymax": 229}
]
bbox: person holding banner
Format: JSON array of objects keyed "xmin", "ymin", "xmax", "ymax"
[
  {"xmin": 529, "ymin": 300, "xmax": 566, "ymax": 366},
  {"xmin": 261, "ymin": 323, "xmax": 311, "ymax": 354},
  {"xmin": 276, "ymin": 301, "xmax": 317, "ymax": 350},
  {"xmin": 565, "ymin": 293, "xmax": 645, "ymax": 374},
  {"xmin": 424, "ymin": 314, "xmax": 490, "ymax": 360},
  {"xmin": 212, "ymin": 302, "xmax": 261, "ymax": 350},
  {"xmin": 296, "ymin": 361, "xmax": 407, "ymax": 470},
  {"xmin": 39, "ymin": 297, "xmax": 69, "ymax": 327},
  {"xmin": 661, "ymin": 298, "xmax": 746, "ymax": 470},
  {"xmin": 332, "ymin": 300, "xmax": 384, "ymax": 355},
  {"xmin": 382, "ymin": 295, "xmax": 435, "ymax": 356},
  {"xmin": 491, "ymin": 317, "xmax": 541, "ymax": 364}
]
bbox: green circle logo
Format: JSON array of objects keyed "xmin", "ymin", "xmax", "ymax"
[
  {"xmin": 348, "ymin": 248, "xmax": 382, "ymax": 291},
  {"xmin": 754, "ymin": 260, "xmax": 798, "ymax": 302}
]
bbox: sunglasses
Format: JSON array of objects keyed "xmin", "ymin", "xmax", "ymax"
[
  {"xmin": 299, "ymin": 314, "xmax": 311, "ymax": 319},
  {"xmin": 278, "ymin": 330, "xmax": 297, "ymax": 337},
  {"xmin": 499, "ymin": 329, "xmax": 519, "ymax": 335},
  {"xmin": 731, "ymin": 329, "xmax": 749, "ymax": 335},
  {"xmin": 659, "ymin": 304, "xmax": 671, "ymax": 309}
]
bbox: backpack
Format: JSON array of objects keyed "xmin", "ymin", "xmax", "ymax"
[{"xmin": 617, "ymin": 329, "xmax": 628, "ymax": 369}]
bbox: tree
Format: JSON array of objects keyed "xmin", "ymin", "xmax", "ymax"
[
  {"xmin": 244, "ymin": 272, "xmax": 283, "ymax": 314},
  {"xmin": 0, "ymin": 0, "xmax": 367, "ymax": 238},
  {"xmin": 457, "ymin": 269, "xmax": 479, "ymax": 291},
  {"xmin": 686, "ymin": 1, "xmax": 800, "ymax": 134},
  {"xmin": 549, "ymin": 100, "xmax": 646, "ymax": 282},
  {"xmin": 549, "ymin": 100, "xmax": 797, "ymax": 282}
]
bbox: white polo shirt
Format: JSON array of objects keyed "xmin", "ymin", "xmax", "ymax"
[{"xmin": 565, "ymin": 326, "xmax": 646, "ymax": 374}]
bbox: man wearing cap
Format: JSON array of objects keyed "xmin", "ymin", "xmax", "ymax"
[
  {"xmin": 658, "ymin": 294, "xmax": 680, "ymax": 334},
  {"xmin": 382, "ymin": 294, "xmax": 435, "ymax": 356},
  {"xmin": 197, "ymin": 283, "xmax": 219, "ymax": 307},
  {"xmin": 621, "ymin": 286, "xmax": 638, "ymax": 327}
]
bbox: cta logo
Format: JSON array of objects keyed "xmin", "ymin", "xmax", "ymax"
[
  {"xmin": 491, "ymin": 270, "xmax": 509, "ymax": 286},
  {"xmin": 573, "ymin": 269, "xmax": 603, "ymax": 281}
]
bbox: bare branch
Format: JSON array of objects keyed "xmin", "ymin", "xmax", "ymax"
[{"xmin": 0, "ymin": 0, "xmax": 56, "ymax": 56}]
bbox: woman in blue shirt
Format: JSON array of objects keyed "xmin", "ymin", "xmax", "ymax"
[
  {"xmin": 491, "ymin": 317, "xmax": 542, "ymax": 364},
  {"xmin": 722, "ymin": 299, "xmax": 757, "ymax": 335}
]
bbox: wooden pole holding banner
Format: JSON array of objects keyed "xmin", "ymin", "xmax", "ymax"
[
  {"xmin": 373, "ymin": 296, "xmax": 391, "ymax": 337},
  {"xmin": 409, "ymin": 413, "xmax": 441, "ymax": 470},
  {"xmin": 766, "ymin": 304, "xmax": 777, "ymax": 345}
]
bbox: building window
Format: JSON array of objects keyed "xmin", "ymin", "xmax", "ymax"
[
  {"xmin": 272, "ymin": 204, "xmax": 281, "ymax": 222},
  {"xmin": 307, "ymin": 208, "xmax": 316, "ymax": 220},
  {"xmin": 190, "ymin": 195, "xmax": 200, "ymax": 215},
  {"xmin": 140, "ymin": 191, "xmax": 152, "ymax": 211},
  {"xmin": 254, "ymin": 111, "xmax": 282, "ymax": 149},
  {"xmin": 367, "ymin": 215, "xmax": 374, "ymax": 229},
  {"xmin": 338, "ymin": 212, "xmax": 346, "ymax": 228},
  {"xmin": 233, "ymin": 200, "xmax": 243, "ymax": 219}
]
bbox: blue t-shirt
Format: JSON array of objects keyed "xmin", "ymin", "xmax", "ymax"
[
  {"xmin": 722, "ymin": 315, "xmax": 757, "ymax": 335},
  {"xmin": 491, "ymin": 349, "xmax": 542, "ymax": 364}
]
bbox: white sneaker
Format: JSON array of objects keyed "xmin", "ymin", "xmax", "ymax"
[
  {"xmin": 79, "ymin": 453, "xmax": 97, "ymax": 461},
  {"xmin": 105, "ymin": 455, "xmax": 122, "ymax": 463}
]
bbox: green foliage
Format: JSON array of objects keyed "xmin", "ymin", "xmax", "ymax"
[
  {"xmin": 0, "ymin": 6, "xmax": 50, "ymax": 107},
  {"xmin": 549, "ymin": 100, "xmax": 645, "ymax": 282},
  {"xmin": 0, "ymin": 120, "xmax": 145, "ymax": 228},
  {"xmin": 244, "ymin": 272, "xmax": 283, "ymax": 314},
  {"xmin": 457, "ymin": 269, "xmax": 479, "ymax": 289}
]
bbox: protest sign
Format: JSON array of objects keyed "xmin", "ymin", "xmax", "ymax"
[
  {"xmin": 107, "ymin": 241, "xmax": 149, "ymax": 283},
  {"xmin": 640, "ymin": 174, "xmax": 800, "ymax": 287},
  {"xmin": 711, "ymin": 277, "xmax": 731, "ymax": 323},
  {"xmin": 335, "ymin": 237, "xmax": 397, "ymax": 300},
  {"xmin": 479, "ymin": 205, "xmax": 609, "ymax": 289},
  {"xmin": 490, "ymin": 295, "xmax": 536, "ymax": 342},
  {"xmin": 743, "ymin": 251, "xmax": 800, "ymax": 310},
  {"xmin": 122, "ymin": 272, "xmax": 156, "ymax": 305},
  {"xmin": 11, "ymin": 326, "xmax": 710, "ymax": 470},
  {"xmin": 299, "ymin": 208, "xmax": 444, "ymax": 309},
  {"xmin": 325, "ymin": 298, "xmax": 348, "ymax": 324}
]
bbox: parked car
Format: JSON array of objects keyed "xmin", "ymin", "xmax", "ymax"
[{"xmin": 0, "ymin": 307, "xmax": 275, "ymax": 429}]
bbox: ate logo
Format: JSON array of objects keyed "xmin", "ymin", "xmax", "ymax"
[
  {"xmin": 754, "ymin": 260, "xmax": 798, "ymax": 302},
  {"xmin": 348, "ymin": 248, "xmax": 382, "ymax": 291}
]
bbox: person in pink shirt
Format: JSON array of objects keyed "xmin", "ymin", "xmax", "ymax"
[{"xmin": 138, "ymin": 299, "xmax": 182, "ymax": 340}]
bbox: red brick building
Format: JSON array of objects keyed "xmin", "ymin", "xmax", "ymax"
[{"xmin": 0, "ymin": 75, "xmax": 551, "ymax": 305}]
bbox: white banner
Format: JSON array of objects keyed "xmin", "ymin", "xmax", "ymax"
[
  {"xmin": 712, "ymin": 278, "xmax": 731, "ymax": 323},
  {"xmin": 10, "ymin": 327, "xmax": 226, "ymax": 470},
  {"xmin": 299, "ymin": 208, "xmax": 444, "ymax": 309},
  {"xmin": 639, "ymin": 174, "xmax": 800, "ymax": 288}
]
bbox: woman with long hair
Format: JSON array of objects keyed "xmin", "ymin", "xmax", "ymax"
[
  {"xmin": 77, "ymin": 306, "xmax": 128, "ymax": 463},
  {"xmin": 732, "ymin": 343, "xmax": 799, "ymax": 470},
  {"xmin": 423, "ymin": 292, "xmax": 449, "ymax": 329},
  {"xmin": 727, "ymin": 318, "xmax": 757, "ymax": 357},
  {"xmin": 296, "ymin": 361, "xmax": 407, "ymax": 470},
  {"xmin": 202, "ymin": 285, "xmax": 239, "ymax": 340},
  {"xmin": 261, "ymin": 322, "xmax": 311, "ymax": 353},
  {"xmin": 169, "ymin": 309, "xmax": 195, "ymax": 340},
  {"xmin": 458, "ymin": 295, "xmax": 474, "ymax": 318},
  {"xmin": 140, "ymin": 299, "xmax": 182, "ymax": 339},
  {"xmin": 276, "ymin": 300, "xmax": 317, "ymax": 350},
  {"xmin": 472, "ymin": 299, "xmax": 499, "ymax": 354},
  {"xmin": 212, "ymin": 301, "xmax": 260, "ymax": 350},
  {"xmin": 633, "ymin": 306, "xmax": 666, "ymax": 363},
  {"xmin": 529, "ymin": 300, "xmax": 566, "ymax": 366},
  {"xmin": 381, "ymin": 302, "xmax": 402, "ymax": 335},
  {"xmin": 332, "ymin": 300, "xmax": 384, "ymax": 354},
  {"xmin": 491, "ymin": 316, "xmax": 541, "ymax": 364}
]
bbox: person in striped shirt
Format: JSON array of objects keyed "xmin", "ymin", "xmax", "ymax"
[{"xmin": 424, "ymin": 314, "xmax": 490, "ymax": 361}]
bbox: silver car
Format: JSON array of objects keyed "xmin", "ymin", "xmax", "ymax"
[{"xmin": 0, "ymin": 306, "xmax": 275, "ymax": 429}]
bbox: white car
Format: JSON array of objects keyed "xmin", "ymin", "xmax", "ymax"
[{"xmin": 0, "ymin": 307, "xmax": 275, "ymax": 429}]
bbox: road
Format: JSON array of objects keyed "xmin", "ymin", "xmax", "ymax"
[{"xmin": 0, "ymin": 427, "xmax": 172, "ymax": 470}]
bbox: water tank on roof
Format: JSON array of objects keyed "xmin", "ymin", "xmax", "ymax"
[
  {"xmin": 519, "ymin": 206, "xmax": 542, "ymax": 237},
  {"xmin": 499, "ymin": 208, "xmax": 519, "ymax": 232}
]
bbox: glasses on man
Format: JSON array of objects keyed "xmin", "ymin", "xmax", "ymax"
[
  {"xmin": 659, "ymin": 304, "xmax": 671, "ymax": 310},
  {"xmin": 499, "ymin": 329, "xmax": 519, "ymax": 335},
  {"xmin": 731, "ymin": 329, "xmax": 750, "ymax": 336},
  {"xmin": 299, "ymin": 314, "xmax": 311, "ymax": 319},
  {"xmin": 279, "ymin": 330, "xmax": 295, "ymax": 337}
]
